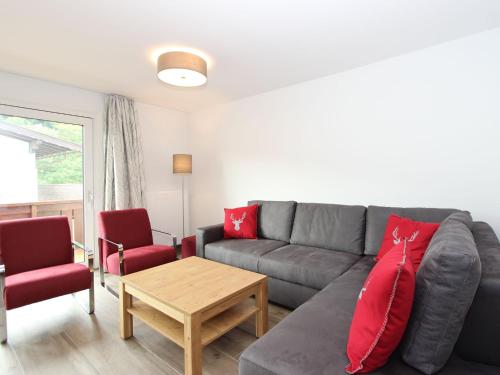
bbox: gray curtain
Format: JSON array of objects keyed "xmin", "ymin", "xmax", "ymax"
[{"xmin": 104, "ymin": 94, "xmax": 146, "ymax": 210}]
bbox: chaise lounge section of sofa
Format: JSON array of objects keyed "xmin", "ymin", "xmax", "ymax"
[{"xmin": 196, "ymin": 200, "xmax": 500, "ymax": 374}]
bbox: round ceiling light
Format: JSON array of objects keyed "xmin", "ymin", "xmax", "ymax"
[{"xmin": 157, "ymin": 51, "xmax": 207, "ymax": 87}]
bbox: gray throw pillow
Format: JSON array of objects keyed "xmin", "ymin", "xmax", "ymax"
[
  {"xmin": 248, "ymin": 200, "xmax": 297, "ymax": 242},
  {"xmin": 400, "ymin": 212, "xmax": 481, "ymax": 374}
]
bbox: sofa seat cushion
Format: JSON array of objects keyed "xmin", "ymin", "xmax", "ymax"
[
  {"xmin": 258, "ymin": 244, "xmax": 360, "ymax": 290},
  {"xmin": 5, "ymin": 263, "xmax": 92, "ymax": 310},
  {"xmin": 240, "ymin": 256, "xmax": 374, "ymax": 375},
  {"xmin": 204, "ymin": 239, "xmax": 287, "ymax": 272},
  {"xmin": 106, "ymin": 244, "xmax": 176, "ymax": 275}
]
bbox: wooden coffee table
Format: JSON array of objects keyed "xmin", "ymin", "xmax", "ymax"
[{"xmin": 119, "ymin": 256, "xmax": 268, "ymax": 375}]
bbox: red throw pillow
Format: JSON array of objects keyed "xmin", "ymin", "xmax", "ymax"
[
  {"xmin": 375, "ymin": 214, "xmax": 439, "ymax": 271},
  {"xmin": 223, "ymin": 204, "xmax": 258, "ymax": 239},
  {"xmin": 346, "ymin": 241, "xmax": 416, "ymax": 374}
]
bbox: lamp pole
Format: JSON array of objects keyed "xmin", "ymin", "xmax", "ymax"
[
  {"xmin": 173, "ymin": 154, "xmax": 192, "ymax": 241},
  {"xmin": 181, "ymin": 175, "xmax": 185, "ymax": 239}
]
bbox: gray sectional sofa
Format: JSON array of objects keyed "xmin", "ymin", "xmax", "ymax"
[{"xmin": 196, "ymin": 201, "xmax": 500, "ymax": 374}]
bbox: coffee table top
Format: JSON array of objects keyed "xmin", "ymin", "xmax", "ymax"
[{"xmin": 121, "ymin": 256, "xmax": 267, "ymax": 315}]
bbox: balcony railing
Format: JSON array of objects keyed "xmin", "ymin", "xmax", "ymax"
[{"xmin": 0, "ymin": 199, "xmax": 84, "ymax": 243}]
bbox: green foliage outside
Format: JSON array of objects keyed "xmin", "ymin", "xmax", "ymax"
[
  {"xmin": 0, "ymin": 115, "xmax": 83, "ymax": 184},
  {"xmin": 36, "ymin": 153, "xmax": 83, "ymax": 184}
]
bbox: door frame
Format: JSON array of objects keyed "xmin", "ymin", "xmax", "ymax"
[{"xmin": 0, "ymin": 103, "xmax": 96, "ymax": 259}]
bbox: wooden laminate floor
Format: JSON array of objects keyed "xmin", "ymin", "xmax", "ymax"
[{"xmin": 0, "ymin": 273, "xmax": 290, "ymax": 375}]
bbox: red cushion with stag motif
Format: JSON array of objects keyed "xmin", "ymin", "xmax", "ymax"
[
  {"xmin": 223, "ymin": 205, "xmax": 259, "ymax": 239},
  {"xmin": 346, "ymin": 241, "xmax": 416, "ymax": 373},
  {"xmin": 375, "ymin": 214, "xmax": 439, "ymax": 271}
]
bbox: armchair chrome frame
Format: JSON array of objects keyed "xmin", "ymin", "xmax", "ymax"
[
  {"xmin": 98, "ymin": 229, "xmax": 176, "ymax": 297},
  {"xmin": 0, "ymin": 256, "xmax": 6, "ymax": 344},
  {"xmin": 72, "ymin": 241, "xmax": 95, "ymax": 315},
  {"xmin": 0, "ymin": 243, "xmax": 94, "ymax": 344}
]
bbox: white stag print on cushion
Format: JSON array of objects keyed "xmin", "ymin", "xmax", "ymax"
[
  {"xmin": 392, "ymin": 227, "xmax": 419, "ymax": 245},
  {"xmin": 230, "ymin": 212, "xmax": 246, "ymax": 231}
]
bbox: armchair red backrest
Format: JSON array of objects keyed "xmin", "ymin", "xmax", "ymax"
[
  {"xmin": 97, "ymin": 208, "xmax": 154, "ymax": 263},
  {"xmin": 0, "ymin": 216, "xmax": 73, "ymax": 276}
]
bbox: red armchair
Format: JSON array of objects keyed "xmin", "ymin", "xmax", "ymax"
[
  {"xmin": 0, "ymin": 216, "xmax": 94, "ymax": 343},
  {"xmin": 97, "ymin": 208, "xmax": 177, "ymax": 292}
]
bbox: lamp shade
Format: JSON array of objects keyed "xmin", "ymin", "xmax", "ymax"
[
  {"xmin": 173, "ymin": 154, "xmax": 192, "ymax": 174},
  {"xmin": 157, "ymin": 51, "xmax": 207, "ymax": 87}
]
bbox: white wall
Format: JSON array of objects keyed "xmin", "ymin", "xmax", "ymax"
[
  {"xmin": 0, "ymin": 72, "xmax": 189, "ymax": 248},
  {"xmin": 188, "ymin": 29, "xmax": 500, "ymax": 236},
  {"xmin": 136, "ymin": 102, "xmax": 190, "ymax": 242}
]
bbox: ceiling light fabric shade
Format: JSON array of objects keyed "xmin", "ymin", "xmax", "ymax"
[
  {"xmin": 173, "ymin": 154, "xmax": 192, "ymax": 174},
  {"xmin": 157, "ymin": 51, "xmax": 207, "ymax": 87}
]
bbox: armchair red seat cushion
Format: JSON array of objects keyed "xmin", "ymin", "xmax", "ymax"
[
  {"xmin": 4, "ymin": 263, "xmax": 92, "ymax": 310},
  {"xmin": 106, "ymin": 244, "xmax": 176, "ymax": 275}
]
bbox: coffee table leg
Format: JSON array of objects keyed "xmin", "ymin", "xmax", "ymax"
[
  {"xmin": 255, "ymin": 280, "xmax": 268, "ymax": 337},
  {"xmin": 184, "ymin": 313, "xmax": 202, "ymax": 375},
  {"xmin": 119, "ymin": 281, "xmax": 133, "ymax": 339}
]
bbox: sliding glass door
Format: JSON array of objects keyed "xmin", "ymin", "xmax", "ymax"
[{"xmin": 0, "ymin": 105, "xmax": 94, "ymax": 262}]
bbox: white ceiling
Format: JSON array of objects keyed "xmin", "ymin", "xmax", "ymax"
[{"xmin": 1, "ymin": 0, "xmax": 499, "ymax": 112}]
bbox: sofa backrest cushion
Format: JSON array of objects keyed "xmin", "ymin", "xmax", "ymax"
[
  {"xmin": 290, "ymin": 203, "xmax": 366, "ymax": 254},
  {"xmin": 0, "ymin": 216, "xmax": 73, "ymax": 276},
  {"xmin": 400, "ymin": 212, "xmax": 481, "ymax": 374},
  {"xmin": 248, "ymin": 200, "xmax": 297, "ymax": 242},
  {"xmin": 455, "ymin": 221, "xmax": 500, "ymax": 366},
  {"xmin": 364, "ymin": 205, "xmax": 460, "ymax": 255}
]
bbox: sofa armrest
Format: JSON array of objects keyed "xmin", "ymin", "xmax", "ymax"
[
  {"xmin": 196, "ymin": 224, "xmax": 224, "ymax": 258},
  {"xmin": 456, "ymin": 222, "xmax": 500, "ymax": 366}
]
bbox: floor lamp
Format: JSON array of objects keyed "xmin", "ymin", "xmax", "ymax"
[{"xmin": 173, "ymin": 154, "xmax": 192, "ymax": 239}]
